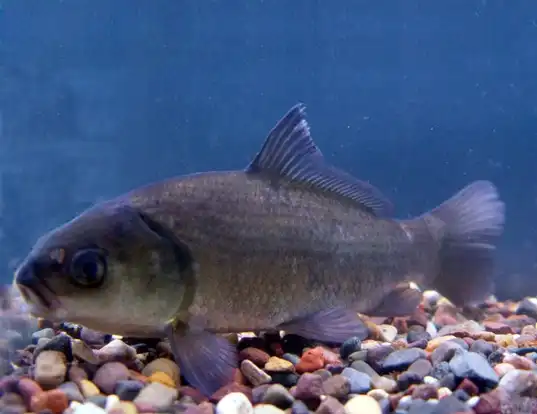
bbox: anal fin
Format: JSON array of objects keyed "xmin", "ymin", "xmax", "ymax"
[{"xmin": 277, "ymin": 306, "xmax": 369, "ymax": 343}]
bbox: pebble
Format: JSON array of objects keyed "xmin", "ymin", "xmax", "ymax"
[
  {"xmin": 30, "ymin": 389, "xmax": 69, "ymax": 414},
  {"xmin": 341, "ymin": 367, "xmax": 371, "ymax": 394},
  {"xmin": 381, "ymin": 348, "xmax": 427, "ymax": 372},
  {"xmin": 240, "ymin": 347, "xmax": 271, "ymax": 367},
  {"xmin": 340, "ymin": 337, "xmax": 362, "ymax": 361},
  {"xmin": 265, "ymin": 356, "xmax": 295, "ymax": 373},
  {"xmin": 58, "ymin": 381, "xmax": 84, "ymax": 402},
  {"xmin": 241, "ymin": 360, "xmax": 272, "ymax": 386},
  {"xmin": 34, "ymin": 350, "xmax": 67, "ymax": 389},
  {"xmin": 78, "ymin": 379, "xmax": 100, "ymax": 398},
  {"xmin": 316, "ymin": 395, "xmax": 345, "ymax": 413},
  {"xmin": 32, "ymin": 328, "xmax": 55, "ymax": 344},
  {"xmin": 216, "ymin": 391, "xmax": 254, "ymax": 414},
  {"xmin": 261, "ymin": 384, "xmax": 294, "ymax": 409},
  {"xmin": 71, "ymin": 339, "xmax": 101, "ymax": 364},
  {"xmin": 378, "ymin": 325, "xmax": 398, "ymax": 342},
  {"xmin": 93, "ymin": 362, "xmax": 130, "ymax": 394},
  {"xmin": 293, "ymin": 372, "xmax": 323, "ymax": 401},
  {"xmin": 295, "ymin": 348, "xmax": 325, "ymax": 374},
  {"xmin": 133, "ymin": 382, "xmax": 178, "ymax": 411},
  {"xmin": 253, "ymin": 404, "xmax": 284, "ymax": 414},
  {"xmin": 141, "ymin": 357, "xmax": 180, "ymax": 385},
  {"xmin": 95, "ymin": 339, "xmax": 136, "ymax": 362},
  {"xmin": 344, "ymin": 395, "xmax": 382, "ymax": 414},
  {"xmin": 498, "ymin": 369, "xmax": 537, "ymax": 395},
  {"xmin": 449, "ymin": 350, "xmax": 500, "ymax": 389},
  {"xmin": 322, "ymin": 374, "xmax": 350, "ymax": 400}
]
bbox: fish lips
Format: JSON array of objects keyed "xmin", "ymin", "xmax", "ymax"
[{"xmin": 14, "ymin": 260, "xmax": 61, "ymax": 316}]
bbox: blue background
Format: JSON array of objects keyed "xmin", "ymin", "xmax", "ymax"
[{"xmin": 1, "ymin": 0, "xmax": 537, "ymax": 299}]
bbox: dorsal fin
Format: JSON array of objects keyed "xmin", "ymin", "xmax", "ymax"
[{"xmin": 245, "ymin": 103, "xmax": 394, "ymax": 217}]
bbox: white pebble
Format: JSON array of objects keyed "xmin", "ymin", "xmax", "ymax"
[
  {"xmin": 72, "ymin": 402, "xmax": 106, "ymax": 414},
  {"xmin": 426, "ymin": 321, "xmax": 438, "ymax": 337},
  {"xmin": 105, "ymin": 394, "xmax": 120, "ymax": 411},
  {"xmin": 437, "ymin": 387, "xmax": 452, "ymax": 399},
  {"xmin": 344, "ymin": 395, "xmax": 382, "ymax": 414},
  {"xmin": 216, "ymin": 392, "xmax": 254, "ymax": 414},
  {"xmin": 467, "ymin": 396, "xmax": 480, "ymax": 407},
  {"xmin": 424, "ymin": 376, "xmax": 439, "ymax": 385},
  {"xmin": 367, "ymin": 389, "xmax": 389, "ymax": 400}
]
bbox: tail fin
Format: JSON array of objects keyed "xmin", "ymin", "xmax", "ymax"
[{"xmin": 423, "ymin": 181, "xmax": 505, "ymax": 306}]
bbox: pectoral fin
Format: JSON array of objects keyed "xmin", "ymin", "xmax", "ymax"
[
  {"xmin": 277, "ymin": 307, "xmax": 369, "ymax": 343},
  {"xmin": 165, "ymin": 321, "xmax": 237, "ymax": 397}
]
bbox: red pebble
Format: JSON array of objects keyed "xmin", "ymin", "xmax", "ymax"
[
  {"xmin": 296, "ymin": 348, "xmax": 325, "ymax": 373},
  {"xmin": 30, "ymin": 389, "xmax": 68, "ymax": 414}
]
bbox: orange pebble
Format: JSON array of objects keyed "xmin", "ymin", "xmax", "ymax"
[
  {"xmin": 30, "ymin": 389, "xmax": 68, "ymax": 414},
  {"xmin": 296, "ymin": 348, "xmax": 324, "ymax": 373},
  {"xmin": 148, "ymin": 371, "xmax": 175, "ymax": 388}
]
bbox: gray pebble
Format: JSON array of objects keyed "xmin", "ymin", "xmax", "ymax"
[
  {"xmin": 381, "ymin": 348, "xmax": 426, "ymax": 372},
  {"xmin": 341, "ymin": 367, "xmax": 371, "ymax": 394},
  {"xmin": 449, "ymin": 350, "xmax": 499, "ymax": 389},
  {"xmin": 262, "ymin": 384, "xmax": 294, "ymax": 409}
]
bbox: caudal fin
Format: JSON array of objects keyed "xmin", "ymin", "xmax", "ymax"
[{"xmin": 424, "ymin": 181, "xmax": 505, "ymax": 306}]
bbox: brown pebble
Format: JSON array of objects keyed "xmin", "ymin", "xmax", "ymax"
[
  {"xmin": 316, "ymin": 395, "xmax": 345, "ymax": 413},
  {"xmin": 293, "ymin": 372, "xmax": 323, "ymax": 402},
  {"xmin": 239, "ymin": 347, "xmax": 270, "ymax": 367},
  {"xmin": 16, "ymin": 378, "xmax": 43, "ymax": 405},
  {"xmin": 67, "ymin": 365, "xmax": 88, "ymax": 383},
  {"xmin": 33, "ymin": 350, "xmax": 67, "ymax": 389},
  {"xmin": 411, "ymin": 384, "xmax": 437, "ymax": 400},
  {"xmin": 30, "ymin": 389, "xmax": 69, "ymax": 414},
  {"xmin": 456, "ymin": 378, "xmax": 479, "ymax": 396},
  {"xmin": 503, "ymin": 354, "xmax": 535, "ymax": 370},
  {"xmin": 322, "ymin": 375, "xmax": 349, "ymax": 401},
  {"xmin": 392, "ymin": 318, "xmax": 408, "ymax": 334},
  {"xmin": 483, "ymin": 321, "xmax": 514, "ymax": 334},
  {"xmin": 210, "ymin": 383, "xmax": 252, "ymax": 403},
  {"xmin": 93, "ymin": 362, "xmax": 130, "ymax": 394}
]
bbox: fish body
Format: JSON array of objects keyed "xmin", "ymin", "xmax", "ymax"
[{"xmin": 14, "ymin": 104, "xmax": 505, "ymax": 396}]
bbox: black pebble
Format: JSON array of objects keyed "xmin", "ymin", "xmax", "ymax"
[
  {"xmin": 237, "ymin": 337, "xmax": 266, "ymax": 352},
  {"xmin": 397, "ymin": 371, "xmax": 423, "ymax": 391},
  {"xmin": 433, "ymin": 395, "xmax": 471, "ymax": 414},
  {"xmin": 282, "ymin": 334, "xmax": 313, "ymax": 355},
  {"xmin": 470, "ymin": 339, "xmax": 496, "ymax": 356},
  {"xmin": 487, "ymin": 349, "xmax": 504, "ymax": 364},
  {"xmin": 340, "ymin": 337, "xmax": 362, "ymax": 361},
  {"xmin": 407, "ymin": 327, "xmax": 431, "ymax": 344},
  {"xmin": 270, "ymin": 372, "xmax": 299, "ymax": 388},
  {"xmin": 59, "ymin": 323, "xmax": 81, "ymax": 338},
  {"xmin": 39, "ymin": 334, "xmax": 73, "ymax": 362},
  {"xmin": 115, "ymin": 380, "xmax": 145, "ymax": 401},
  {"xmin": 513, "ymin": 347, "xmax": 537, "ymax": 356},
  {"xmin": 452, "ymin": 389, "xmax": 470, "ymax": 402},
  {"xmin": 438, "ymin": 373, "xmax": 457, "ymax": 390}
]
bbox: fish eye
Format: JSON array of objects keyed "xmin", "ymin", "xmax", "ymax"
[{"xmin": 69, "ymin": 249, "xmax": 106, "ymax": 287}]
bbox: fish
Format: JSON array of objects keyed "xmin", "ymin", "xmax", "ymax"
[{"xmin": 13, "ymin": 103, "xmax": 505, "ymax": 396}]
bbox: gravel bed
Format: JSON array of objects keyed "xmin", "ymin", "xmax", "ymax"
[{"xmin": 1, "ymin": 287, "xmax": 537, "ymax": 413}]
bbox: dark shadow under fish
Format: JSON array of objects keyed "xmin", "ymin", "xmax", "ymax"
[{"xmin": 13, "ymin": 104, "xmax": 505, "ymax": 396}]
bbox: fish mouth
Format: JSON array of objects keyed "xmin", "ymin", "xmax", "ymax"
[{"xmin": 14, "ymin": 262, "xmax": 61, "ymax": 316}]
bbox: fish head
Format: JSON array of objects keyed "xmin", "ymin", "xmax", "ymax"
[{"xmin": 13, "ymin": 202, "xmax": 193, "ymax": 335}]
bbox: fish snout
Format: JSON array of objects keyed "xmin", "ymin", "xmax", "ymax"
[{"xmin": 14, "ymin": 260, "xmax": 59, "ymax": 312}]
